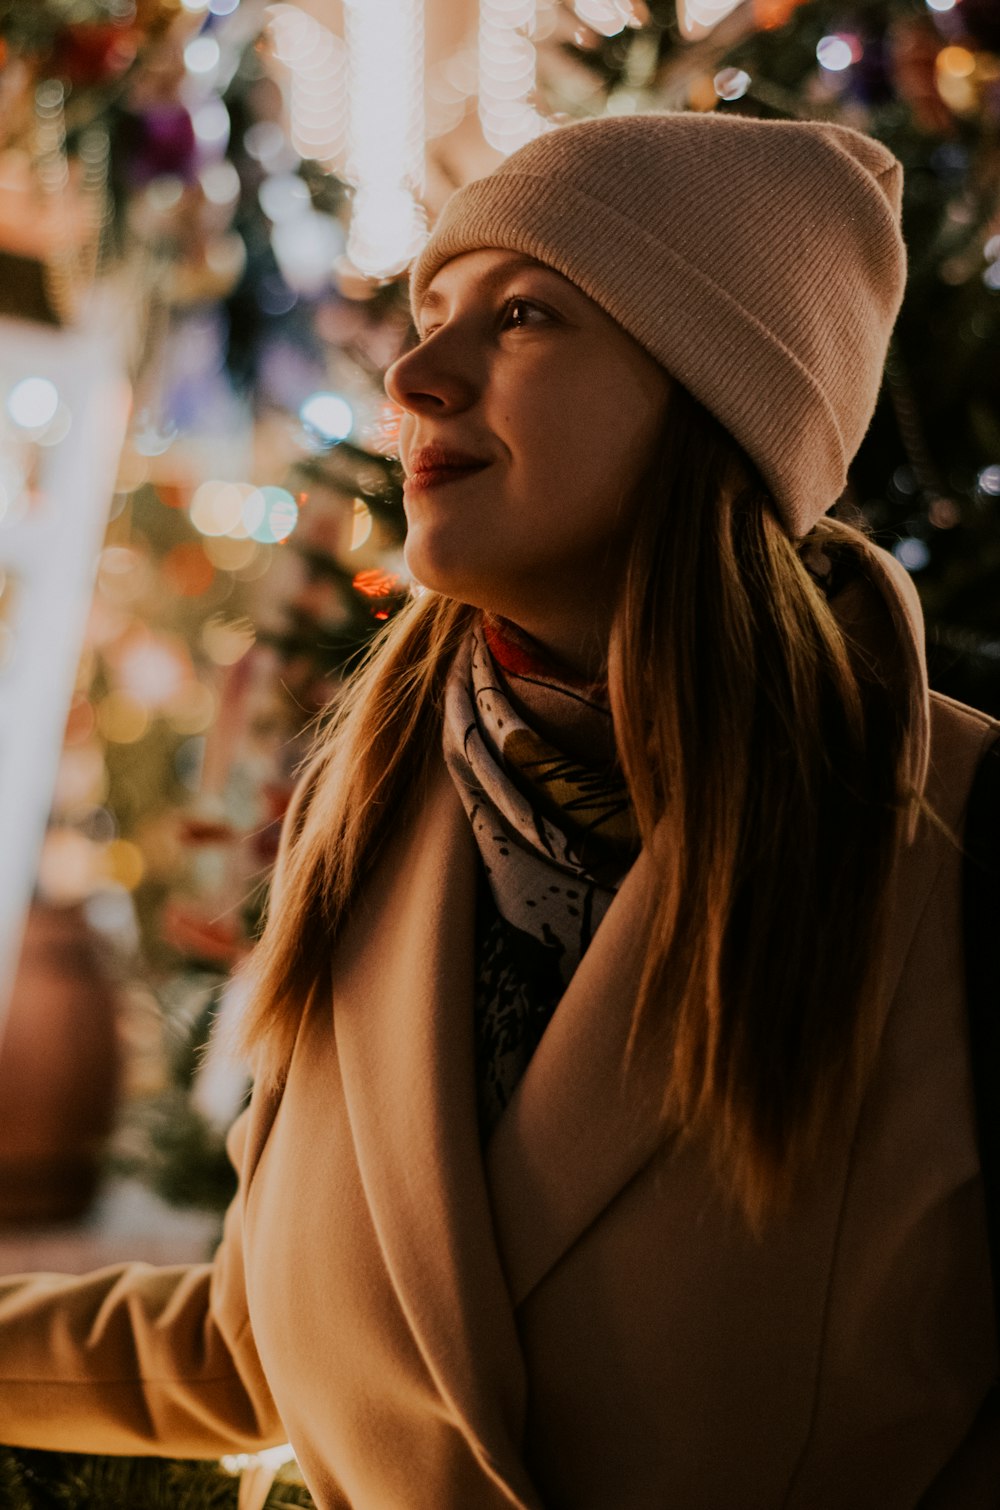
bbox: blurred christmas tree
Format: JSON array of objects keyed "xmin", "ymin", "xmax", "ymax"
[{"xmin": 559, "ymin": 0, "xmax": 1000, "ymax": 711}]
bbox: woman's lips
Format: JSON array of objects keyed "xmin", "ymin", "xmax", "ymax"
[{"xmin": 405, "ymin": 461, "xmax": 490, "ymax": 490}]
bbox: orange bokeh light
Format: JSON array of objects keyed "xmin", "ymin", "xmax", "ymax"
[
  {"xmin": 162, "ymin": 542, "xmax": 215, "ymax": 597},
  {"xmin": 352, "ymin": 568, "xmax": 400, "ymax": 599}
]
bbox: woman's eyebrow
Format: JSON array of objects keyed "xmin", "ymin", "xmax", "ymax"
[{"xmin": 417, "ymin": 255, "xmax": 558, "ymax": 318}]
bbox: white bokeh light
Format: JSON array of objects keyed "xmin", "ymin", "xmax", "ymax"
[
  {"xmin": 679, "ymin": 0, "xmax": 742, "ymax": 39},
  {"xmin": 817, "ymin": 35, "xmax": 855, "ymax": 71},
  {"xmin": 300, "ymin": 392, "xmax": 354, "ymax": 445},
  {"xmin": 8, "ymin": 377, "xmax": 60, "ymax": 430},
  {"xmin": 271, "ymin": 211, "xmax": 344, "ymax": 295},
  {"xmin": 184, "ymin": 35, "xmax": 221, "ymax": 76},
  {"xmin": 478, "ymin": 0, "xmax": 551, "ymax": 154},
  {"xmin": 343, "ymin": 0, "xmax": 426, "ymax": 278},
  {"xmin": 193, "ymin": 99, "xmax": 231, "ymax": 151},
  {"xmin": 267, "ymin": 5, "xmax": 348, "ymax": 170}
]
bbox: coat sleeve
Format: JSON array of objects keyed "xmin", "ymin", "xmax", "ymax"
[{"xmin": 0, "ymin": 1105, "xmax": 285, "ymax": 1457}]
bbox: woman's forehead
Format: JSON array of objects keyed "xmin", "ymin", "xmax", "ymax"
[{"xmin": 418, "ymin": 250, "xmax": 573, "ymax": 314}]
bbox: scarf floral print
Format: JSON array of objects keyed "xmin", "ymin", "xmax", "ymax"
[{"xmin": 443, "ymin": 616, "xmax": 639, "ymax": 1136}]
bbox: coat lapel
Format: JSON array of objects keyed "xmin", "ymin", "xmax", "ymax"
[
  {"xmin": 330, "ymin": 761, "xmax": 542, "ymax": 1510},
  {"xmin": 329, "ymin": 542, "xmax": 947, "ymax": 1467}
]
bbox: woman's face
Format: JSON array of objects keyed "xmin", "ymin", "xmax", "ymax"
[{"xmin": 384, "ymin": 249, "xmax": 672, "ymax": 669}]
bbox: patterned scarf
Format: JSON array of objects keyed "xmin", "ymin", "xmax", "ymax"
[{"xmin": 443, "ymin": 617, "xmax": 639, "ymax": 1136}]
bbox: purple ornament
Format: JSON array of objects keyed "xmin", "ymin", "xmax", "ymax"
[{"xmin": 124, "ymin": 103, "xmax": 198, "ymax": 186}]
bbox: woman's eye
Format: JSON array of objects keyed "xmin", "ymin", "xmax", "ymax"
[{"xmin": 500, "ymin": 296, "xmax": 547, "ymax": 330}]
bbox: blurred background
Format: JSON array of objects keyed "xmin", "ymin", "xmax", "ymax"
[{"xmin": 0, "ymin": 0, "xmax": 996, "ymax": 1501}]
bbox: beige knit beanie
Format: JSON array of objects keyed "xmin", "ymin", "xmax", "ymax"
[{"xmin": 410, "ymin": 112, "xmax": 908, "ymax": 540}]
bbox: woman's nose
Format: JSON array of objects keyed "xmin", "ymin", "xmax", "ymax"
[{"xmin": 384, "ymin": 334, "xmax": 477, "ymax": 417}]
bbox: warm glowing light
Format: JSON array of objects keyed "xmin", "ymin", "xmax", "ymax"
[
  {"xmin": 117, "ymin": 637, "xmax": 190, "ymax": 707},
  {"xmin": 202, "ymin": 614, "xmax": 256, "ymax": 665},
  {"xmin": 365, "ymin": 402, "xmax": 402, "ymax": 456},
  {"xmin": 478, "ymin": 0, "xmax": 551, "ymax": 153},
  {"xmin": 105, "ymin": 839, "xmax": 146, "ymax": 890},
  {"xmin": 37, "ymin": 829, "xmax": 104, "ymax": 904},
  {"xmin": 350, "ymin": 498, "xmax": 373, "ymax": 550},
  {"xmin": 267, "ymin": 5, "xmax": 348, "ymax": 169},
  {"xmin": 573, "ymin": 0, "xmax": 640, "ymax": 36},
  {"xmin": 165, "ymin": 681, "xmax": 218, "ymax": 735},
  {"xmin": 7, "ymin": 377, "xmax": 59, "ymax": 430},
  {"xmin": 936, "ymin": 45, "xmax": 975, "ymax": 77},
  {"xmin": 353, "ymin": 567, "xmax": 400, "ymax": 597},
  {"xmin": 679, "ymin": 0, "xmax": 742, "ymax": 39},
  {"xmin": 162, "ymin": 542, "xmax": 215, "ymax": 596},
  {"xmin": 64, "ymin": 696, "xmax": 96, "ymax": 747},
  {"xmin": 203, "ymin": 535, "xmax": 259, "ymax": 570},
  {"xmin": 189, "ymin": 479, "xmax": 248, "ymax": 537},
  {"xmin": 343, "ymin": 0, "xmax": 426, "ymax": 278},
  {"xmin": 97, "ymin": 691, "xmax": 150, "ymax": 744},
  {"xmin": 300, "ymin": 392, "xmax": 354, "ymax": 445}
]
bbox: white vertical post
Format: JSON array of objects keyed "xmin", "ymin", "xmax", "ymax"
[{"xmin": 0, "ymin": 297, "xmax": 130, "ymax": 1038}]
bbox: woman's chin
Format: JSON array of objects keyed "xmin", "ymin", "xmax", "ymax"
[{"xmin": 403, "ymin": 536, "xmax": 485, "ymax": 604}]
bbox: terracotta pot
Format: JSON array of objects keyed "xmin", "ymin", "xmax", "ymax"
[{"xmin": 0, "ymin": 903, "xmax": 122, "ymax": 1225}]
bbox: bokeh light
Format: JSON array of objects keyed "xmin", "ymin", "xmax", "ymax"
[
  {"xmin": 192, "ymin": 99, "xmax": 231, "ymax": 150},
  {"xmin": 189, "ymin": 479, "xmax": 248, "ymax": 537},
  {"xmin": 893, "ymin": 537, "xmax": 931, "ymax": 572},
  {"xmin": 117, "ymin": 637, "xmax": 191, "ymax": 707},
  {"xmin": 816, "ymin": 36, "xmax": 855, "ymax": 71},
  {"xmin": 977, "ymin": 465, "xmax": 1000, "ymax": 497},
  {"xmin": 105, "ymin": 839, "xmax": 146, "ymax": 891},
  {"xmin": 300, "ymin": 391, "xmax": 354, "ymax": 445},
  {"xmin": 162, "ymin": 542, "xmax": 215, "ymax": 596},
  {"xmin": 202, "ymin": 614, "xmax": 256, "ymax": 665},
  {"xmin": 97, "ymin": 691, "xmax": 150, "ymax": 744},
  {"xmin": 200, "ymin": 160, "xmax": 241, "ymax": 207},
  {"xmin": 37, "ymin": 829, "xmax": 105, "ymax": 904},
  {"xmin": 185, "ymin": 35, "xmax": 221, "ymax": 76},
  {"xmin": 203, "ymin": 535, "xmax": 259, "ymax": 570},
  {"xmin": 7, "ymin": 376, "xmax": 59, "ymax": 429},
  {"xmin": 350, "ymin": 498, "xmax": 373, "ymax": 550},
  {"xmin": 165, "ymin": 681, "xmax": 218, "ymax": 735},
  {"xmin": 714, "ymin": 68, "xmax": 751, "ymax": 100},
  {"xmin": 242, "ymin": 485, "xmax": 299, "ymax": 544},
  {"xmin": 353, "ymin": 567, "xmax": 400, "ymax": 598}
]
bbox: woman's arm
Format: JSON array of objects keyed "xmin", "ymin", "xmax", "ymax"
[{"xmin": 0, "ymin": 1106, "xmax": 284, "ymax": 1457}]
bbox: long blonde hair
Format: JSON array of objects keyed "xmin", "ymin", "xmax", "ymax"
[{"xmin": 239, "ymin": 382, "xmax": 931, "ymax": 1225}]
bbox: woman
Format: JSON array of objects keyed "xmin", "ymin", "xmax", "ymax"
[{"xmin": 0, "ymin": 111, "xmax": 997, "ymax": 1509}]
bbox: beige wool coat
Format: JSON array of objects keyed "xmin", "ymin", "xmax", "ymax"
[{"xmin": 0, "ymin": 554, "xmax": 998, "ymax": 1509}]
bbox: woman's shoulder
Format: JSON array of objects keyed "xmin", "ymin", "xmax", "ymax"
[{"xmin": 927, "ymin": 691, "xmax": 1000, "ymax": 807}]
